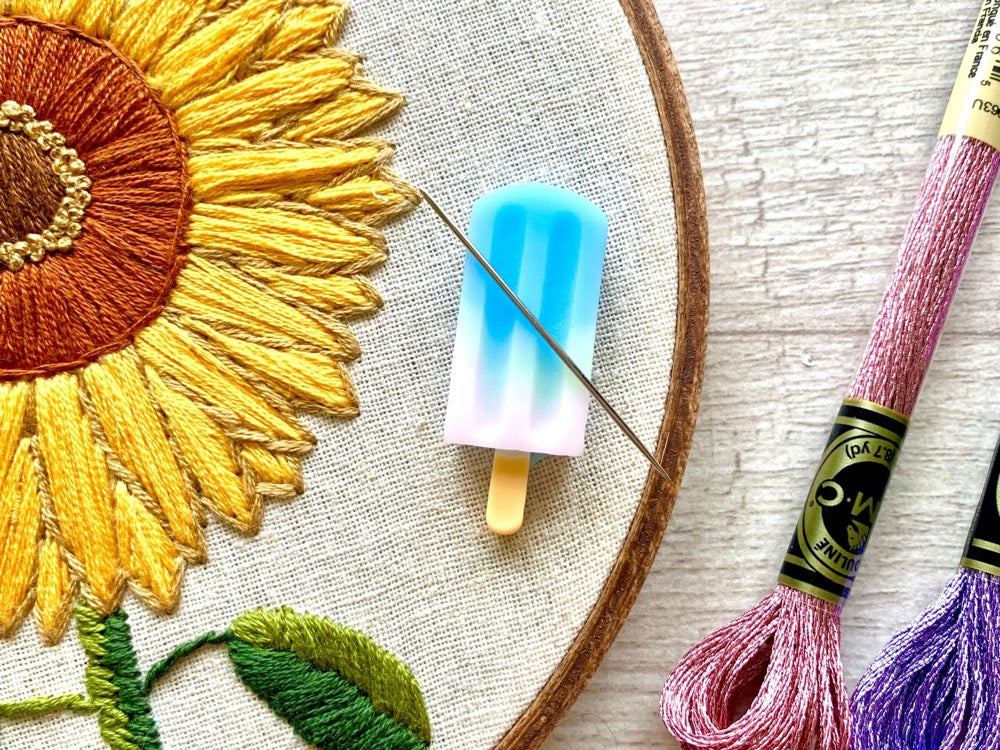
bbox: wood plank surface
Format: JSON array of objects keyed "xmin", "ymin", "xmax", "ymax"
[{"xmin": 546, "ymin": 1, "xmax": 1000, "ymax": 746}]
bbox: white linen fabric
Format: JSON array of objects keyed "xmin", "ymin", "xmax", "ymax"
[{"xmin": 0, "ymin": 1, "xmax": 682, "ymax": 748}]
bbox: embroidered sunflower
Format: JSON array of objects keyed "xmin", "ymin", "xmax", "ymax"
[{"xmin": 0, "ymin": 0, "xmax": 416, "ymax": 644}]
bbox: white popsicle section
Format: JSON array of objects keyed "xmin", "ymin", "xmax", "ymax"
[{"xmin": 444, "ymin": 183, "xmax": 608, "ymax": 457}]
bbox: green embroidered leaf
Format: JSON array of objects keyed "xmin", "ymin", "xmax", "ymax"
[{"xmin": 229, "ymin": 607, "xmax": 431, "ymax": 749}]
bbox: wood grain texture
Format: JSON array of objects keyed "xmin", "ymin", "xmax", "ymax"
[{"xmin": 545, "ymin": 1, "xmax": 1000, "ymax": 747}]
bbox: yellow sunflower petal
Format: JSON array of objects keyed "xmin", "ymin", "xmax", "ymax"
[
  {"xmin": 135, "ymin": 319, "xmax": 308, "ymax": 443},
  {"xmin": 10, "ymin": 0, "xmax": 123, "ymax": 35},
  {"xmin": 0, "ymin": 441, "xmax": 42, "ymax": 636},
  {"xmin": 35, "ymin": 535, "xmax": 76, "ymax": 646},
  {"xmin": 114, "ymin": 482, "xmax": 184, "ymax": 612},
  {"xmin": 188, "ymin": 141, "xmax": 392, "ymax": 203},
  {"xmin": 0, "ymin": 381, "xmax": 29, "ymax": 483},
  {"xmin": 262, "ymin": 2, "xmax": 348, "ymax": 59},
  {"xmin": 306, "ymin": 171, "xmax": 420, "ymax": 225},
  {"xmin": 177, "ymin": 56, "xmax": 355, "ymax": 143},
  {"xmin": 35, "ymin": 373, "xmax": 121, "ymax": 614},
  {"xmin": 7, "ymin": 0, "xmax": 62, "ymax": 21},
  {"xmin": 66, "ymin": 0, "xmax": 124, "ymax": 37},
  {"xmin": 149, "ymin": 0, "xmax": 283, "ymax": 109},
  {"xmin": 82, "ymin": 351, "xmax": 204, "ymax": 559},
  {"xmin": 188, "ymin": 203, "xmax": 385, "ymax": 270},
  {"xmin": 285, "ymin": 82, "xmax": 404, "ymax": 142},
  {"xmin": 187, "ymin": 320, "xmax": 359, "ymax": 417},
  {"xmin": 171, "ymin": 255, "xmax": 356, "ymax": 355},
  {"xmin": 6, "ymin": 0, "xmax": 54, "ymax": 15},
  {"xmin": 145, "ymin": 368, "xmax": 260, "ymax": 533},
  {"xmin": 111, "ymin": 0, "xmax": 210, "ymax": 70},
  {"xmin": 242, "ymin": 267, "xmax": 383, "ymax": 317},
  {"xmin": 241, "ymin": 444, "xmax": 302, "ymax": 495}
]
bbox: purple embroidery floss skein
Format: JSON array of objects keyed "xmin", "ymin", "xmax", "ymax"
[
  {"xmin": 661, "ymin": 3, "xmax": 1000, "ymax": 749},
  {"xmin": 850, "ymin": 435, "xmax": 1000, "ymax": 750}
]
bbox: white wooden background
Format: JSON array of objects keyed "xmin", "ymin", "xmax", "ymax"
[{"xmin": 546, "ymin": 1, "xmax": 1000, "ymax": 747}]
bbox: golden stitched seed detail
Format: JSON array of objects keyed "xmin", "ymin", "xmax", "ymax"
[{"xmin": 0, "ymin": 101, "xmax": 92, "ymax": 272}]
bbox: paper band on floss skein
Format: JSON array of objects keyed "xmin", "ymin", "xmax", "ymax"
[
  {"xmin": 939, "ymin": 0, "xmax": 1000, "ymax": 151},
  {"xmin": 779, "ymin": 399, "xmax": 908, "ymax": 605},
  {"xmin": 661, "ymin": 2, "xmax": 1000, "ymax": 749}
]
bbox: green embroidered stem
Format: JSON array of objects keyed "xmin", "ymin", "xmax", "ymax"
[
  {"xmin": 76, "ymin": 602, "xmax": 161, "ymax": 750},
  {"xmin": 0, "ymin": 603, "xmax": 432, "ymax": 749},
  {"xmin": 0, "ymin": 694, "xmax": 98, "ymax": 718},
  {"xmin": 143, "ymin": 629, "xmax": 233, "ymax": 696}
]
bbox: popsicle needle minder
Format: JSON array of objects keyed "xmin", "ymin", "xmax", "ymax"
[{"xmin": 425, "ymin": 186, "xmax": 669, "ymax": 536}]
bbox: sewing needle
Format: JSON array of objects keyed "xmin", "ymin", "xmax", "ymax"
[{"xmin": 422, "ymin": 190, "xmax": 670, "ymax": 481}]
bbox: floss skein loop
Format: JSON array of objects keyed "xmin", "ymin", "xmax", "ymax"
[
  {"xmin": 661, "ymin": 3, "xmax": 1000, "ymax": 748},
  {"xmin": 850, "ymin": 433, "xmax": 1000, "ymax": 750}
]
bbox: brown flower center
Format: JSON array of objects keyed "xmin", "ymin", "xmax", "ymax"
[
  {"xmin": 0, "ymin": 17, "xmax": 190, "ymax": 380},
  {"xmin": 0, "ymin": 130, "xmax": 63, "ymax": 243}
]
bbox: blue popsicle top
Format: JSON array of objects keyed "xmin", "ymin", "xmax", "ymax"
[
  {"xmin": 444, "ymin": 182, "xmax": 609, "ymax": 456},
  {"xmin": 471, "ymin": 182, "xmax": 607, "ymax": 384}
]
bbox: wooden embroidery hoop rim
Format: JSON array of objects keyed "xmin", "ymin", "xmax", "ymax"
[{"xmin": 493, "ymin": 1, "xmax": 709, "ymax": 747}]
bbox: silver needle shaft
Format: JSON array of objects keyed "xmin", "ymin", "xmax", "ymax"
[{"xmin": 423, "ymin": 190, "xmax": 669, "ymax": 481}]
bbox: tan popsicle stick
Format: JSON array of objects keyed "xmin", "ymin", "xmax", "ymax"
[{"xmin": 486, "ymin": 450, "xmax": 532, "ymax": 535}]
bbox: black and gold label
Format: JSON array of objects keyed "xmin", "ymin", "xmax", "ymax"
[
  {"xmin": 961, "ymin": 438, "xmax": 1000, "ymax": 577},
  {"xmin": 779, "ymin": 399, "xmax": 908, "ymax": 605}
]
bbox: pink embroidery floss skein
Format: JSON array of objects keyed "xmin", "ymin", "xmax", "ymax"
[
  {"xmin": 850, "ymin": 431, "xmax": 1000, "ymax": 750},
  {"xmin": 661, "ymin": 4, "xmax": 1000, "ymax": 749}
]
